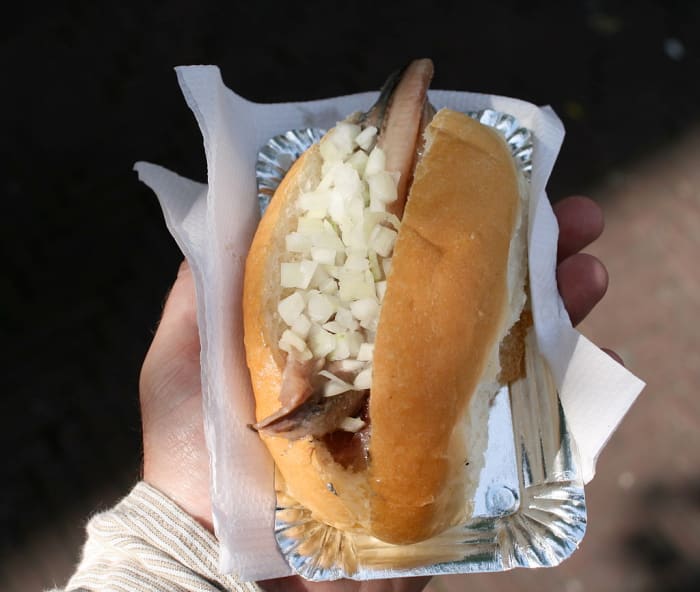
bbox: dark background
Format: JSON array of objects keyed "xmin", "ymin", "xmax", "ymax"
[{"xmin": 2, "ymin": 1, "xmax": 699, "ymax": 589}]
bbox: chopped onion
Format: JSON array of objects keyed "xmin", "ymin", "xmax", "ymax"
[
  {"xmin": 367, "ymin": 171, "xmax": 398, "ymax": 204},
  {"xmin": 320, "ymin": 123, "xmax": 361, "ymax": 163},
  {"xmin": 291, "ymin": 314, "xmax": 312, "ymax": 339},
  {"xmin": 365, "ymin": 146, "xmax": 386, "ymax": 177},
  {"xmin": 335, "ymin": 307, "xmax": 359, "ymax": 331},
  {"xmin": 350, "ymin": 298, "xmax": 379, "ymax": 327},
  {"xmin": 278, "ymin": 292, "xmax": 305, "ymax": 326},
  {"xmin": 332, "ymin": 359, "xmax": 366, "ymax": 373},
  {"xmin": 329, "ymin": 332, "xmax": 351, "ymax": 360},
  {"xmin": 364, "ymin": 251, "xmax": 378, "ymax": 281},
  {"xmin": 355, "ymin": 126, "xmax": 377, "ymax": 151},
  {"xmin": 298, "ymin": 190, "xmax": 331, "ymax": 216},
  {"xmin": 339, "ymin": 416, "xmax": 366, "ymax": 432},
  {"xmin": 285, "ymin": 232, "xmax": 312, "ymax": 254},
  {"xmin": 346, "ymin": 149, "xmax": 369, "ymax": 175},
  {"xmin": 277, "ymin": 121, "xmax": 403, "ymax": 378},
  {"xmin": 382, "ymin": 257, "xmax": 393, "ymax": 277},
  {"xmin": 369, "ymin": 197, "xmax": 387, "ymax": 213},
  {"xmin": 353, "ymin": 366, "xmax": 372, "ymax": 390},
  {"xmin": 337, "ymin": 268, "xmax": 375, "ymax": 302},
  {"xmin": 346, "ymin": 330, "xmax": 363, "ymax": 357},
  {"xmin": 318, "ymin": 370, "xmax": 355, "ymax": 397},
  {"xmin": 297, "ymin": 216, "xmax": 324, "ymax": 235},
  {"xmin": 279, "ymin": 330, "xmax": 311, "ymax": 360},
  {"xmin": 319, "ymin": 277, "xmax": 339, "ymax": 295},
  {"xmin": 311, "ymin": 247, "xmax": 336, "ymax": 265},
  {"xmin": 280, "ymin": 260, "xmax": 318, "ymax": 290},
  {"xmin": 322, "ymin": 321, "xmax": 343, "ymax": 334},
  {"xmin": 357, "ymin": 343, "xmax": 374, "ymax": 362},
  {"xmin": 370, "ymin": 226, "xmax": 398, "ymax": 258},
  {"xmin": 344, "ymin": 252, "xmax": 369, "ymax": 271},
  {"xmin": 307, "ymin": 292, "xmax": 336, "ymax": 324},
  {"xmin": 308, "ymin": 326, "xmax": 336, "ymax": 358},
  {"xmin": 309, "ymin": 264, "xmax": 332, "ymax": 290},
  {"xmin": 375, "ymin": 280, "xmax": 388, "ymax": 302}
]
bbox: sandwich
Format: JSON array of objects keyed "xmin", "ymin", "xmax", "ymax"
[{"xmin": 243, "ymin": 58, "xmax": 530, "ymax": 545}]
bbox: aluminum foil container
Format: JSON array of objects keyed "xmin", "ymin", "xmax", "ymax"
[{"xmin": 254, "ymin": 110, "xmax": 585, "ymax": 580}]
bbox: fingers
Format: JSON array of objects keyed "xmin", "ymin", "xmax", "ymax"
[
  {"xmin": 602, "ymin": 348, "xmax": 625, "ymax": 366},
  {"xmin": 153, "ymin": 260, "xmax": 199, "ymax": 355},
  {"xmin": 139, "ymin": 260, "xmax": 201, "ymax": 408},
  {"xmin": 553, "ymin": 195, "xmax": 604, "ymax": 263},
  {"xmin": 556, "ymin": 253, "xmax": 608, "ymax": 326}
]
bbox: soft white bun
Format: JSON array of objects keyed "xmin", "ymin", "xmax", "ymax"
[{"xmin": 243, "ymin": 108, "xmax": 527, "ymax": 544}]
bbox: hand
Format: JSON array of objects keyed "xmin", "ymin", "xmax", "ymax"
[{"xmin": 139, "ymin": 195, "xmax": 619, "ymax": 591}]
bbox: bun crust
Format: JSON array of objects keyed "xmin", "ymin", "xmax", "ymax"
[
  {"xmin": 243, "ymin": 109, "xmax": 524, "ymax": 544},
  {"xmin": 369, "ymin": 110, "xmax": 521, "ymax": 543}
]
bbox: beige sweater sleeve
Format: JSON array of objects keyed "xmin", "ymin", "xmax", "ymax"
[{"xmin": 56, "ymin": 482, "xmax": 263, "ymax": 592}]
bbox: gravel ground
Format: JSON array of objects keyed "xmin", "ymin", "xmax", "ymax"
[{"xmin": 2, "ymin": 2, "xmax": 699, "ymax": 590}]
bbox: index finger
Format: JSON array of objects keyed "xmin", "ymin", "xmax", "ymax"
[{"xmin": 553, "ymin": 196, "xmax": 604, "ymax": 263}]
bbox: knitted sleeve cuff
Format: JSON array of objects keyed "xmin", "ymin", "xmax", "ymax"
[{"xmin": 64, "ymin": 482, "xmax": 262, "ymax": 592}]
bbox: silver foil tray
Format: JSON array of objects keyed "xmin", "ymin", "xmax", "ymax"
[{"xmin": 255, "ymin": 111, "xmax": 585, "ymax": 580}]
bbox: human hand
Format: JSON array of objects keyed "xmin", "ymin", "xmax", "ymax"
[{"xmin": 139, "ymin": 194, "xmax": 619, "ymax": 591}]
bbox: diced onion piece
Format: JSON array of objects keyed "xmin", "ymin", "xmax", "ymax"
[
  {"xmin": 350, "ymin": 298, "xmax": 380, "ymax": 327},
  {"xmin": 309, "ymin": 264, "xmax": 332, "ymax": 290},
  {"xmin": 375, "ymin": 280, "xmax": 388, "ymax": 302},
  {"xmin": 369, "ymin": 197, "xmax": 387, "ymax": 212},
  {"xmin": 329, "ymin": 333, "xmax": 351, "ymax": 360},
  {"xmin": 298, "ymin": 190, "xmax": 331, "ymax": 216},
  {"xmin": 332, "ymin": 359, "xmax": 366, "ymax": 373},
  {"xmin": 367, "ymin": 171, "xmax": 398, "ymax": 204},
  {"xmin": 344, "ymin": 252, "xmax": 369, "ymax": 271},
  {"xmin": 307, "ymin": 292, "xmax": 336, "ymax": 323},
  {"xmin": 346, "ymin": 149, "xmax": 369, "ymax": 175},
  {"xmin": 355, "ymin": 126, "xmax": 378, "ymax": 151},
  {"xmin": 308, "ymin": 326, "xmax": 336, "ymax": 358},
  {"xmin": 319, "ymin": 277, "xmax": 339, "ymax": 294},
  {"xmin": 385, "ymin": 213, "xmax": 401, "ymax": 230},
  {"xmin": 353, "ymin": 366, "xmax": 372, "ymax": 390},
  {"xmin": 367, "ymin": 249, "xmax": 382, "ymax": 280},
  {"xmin": 364, "ymin": 146, "xmax": 386, "ymax": 177},
  {"xmin": 357, "ymin": 343, "xmax": 374, "ymax": 362},
  {"xmin": 285, "ymin": 232, "xmax": 312, "ymax": 254},
  {"xmin": 278, "ymin": 292, "xmax": 305, "ymax": 326},
  {"xmin": 335, "ymin": 307, "xmax": 359, "ymax": 331},
  {"xmin": 318, "ymin": 370, "xmax": 355, "ymax": 397},
  {"xmin": 337, "ymin": 268, "xmax": 375, "ymax": 302},
  {"xmin": 311, "ymin": 221, "xmax": 345, "ymax": 251},
  {"xmin": 370, "ymin": 225, "xmax": 398, "ymax": 258},
  {"xmin": 318, "ymin": 370, "xmax": 346, "ymax": 382},
  {"xmin": 311, "ymin": 247, "xmax": 336, "ymax": 265},
  {"xmin": 382, "ymin": 257, "xmax": 393, "ymax": 277},
  {"xmin": 291, "ymin": 314, "xmax": 312, "ymax": 339},
  {"xmin": 339, "ymin": 416, "xmax": 366, "ymax": 432},
  {"xmin": 322, "ymin": 321, "xmax": 343, "ymax": 334},
  {"xmin": 346, "ymin": 330, "xmax": 363, "ymax": 357},
  {"xmin": 279, "ymin": 329, "xmax": 309, "ymax": 356},
  {"xmin": 334, "ymin": 164, "xmax": 363, "ymax": 199},
  {"xmin": 297, "ymin": 216, "xmax": 324, "ymax": 235},
  {"xmin": 320, "ymin": 123, "xmax": 360, "ymax": 163},
  {"xmin": 281, "ymin": 260, "xmax": 318, "ymax": 289},
  {"xmin": 341, "ymin": 222, "xmax": 366, "ymax": 250}
]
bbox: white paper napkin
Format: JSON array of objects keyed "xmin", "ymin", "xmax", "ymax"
[{"xmin": 135, "ymin": 65, "xmax": 645, "ymax": 580}]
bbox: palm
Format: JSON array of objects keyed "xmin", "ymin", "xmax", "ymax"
[{"xmin": 140, "ymin": 195, "xmax": 616, "ymax": 590}]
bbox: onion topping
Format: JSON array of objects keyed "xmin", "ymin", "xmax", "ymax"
[{"xmin": 276, "ymin": 121, "xmax": 401, "ymax": 407}]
